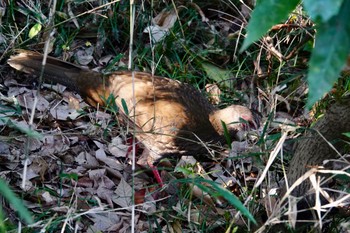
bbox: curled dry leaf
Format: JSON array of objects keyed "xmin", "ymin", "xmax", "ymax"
[
  {"xmin": 74, "ymin": 46, "xmax": 94, "ymax": 66},
  {"xmin": 152, "ymin": 8, "xmax": 178, "ymax": 30},
  {"xmin": 95, "ymin": 147, "xmax": 125, "ymax": 171},
  {"xmin": 95, "ymin": 141, "xmax": 127, "ymax": 173},
  {"xmin": 190, "ymin": 184, "xmax": 216, "ymax": 207},
  {"xmin": 108, "ymin": 136, "xmax": 128, "ymax": 158},
  {"xmin": 143, "ymin": 7, "xmax": 178, "ymax": 43},
  {"xmin": 205, "ymin": 83, "xmax": 221, "ymax": 105},
  {"xmin": 212, "ymin": 170, "xmax": 238, "ymax": 188},
  {"xmin": 98, "ymin": 54, "xmax": 114, "ymax": 66},
  {"xmin": 41, "ymin": 191, "xmax": 55, "ymax": 204},
  {"xmin": 143, "ymin": 25, "xmax": 168, "ymax": 43}
]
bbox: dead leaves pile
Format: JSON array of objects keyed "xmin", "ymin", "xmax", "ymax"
[{"xmin": 0, "ymin": 73, "xmax": 150, "ymax": 231}]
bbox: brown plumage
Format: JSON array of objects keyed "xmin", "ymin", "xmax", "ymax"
[{"xmin": 7, "ymin": 50, "xmax": 255, "ymax": 173}]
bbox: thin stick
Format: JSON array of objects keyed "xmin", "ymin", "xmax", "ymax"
[{"xmin": 128, "ymin": 0, "xmax": 136, "ymax": 232}]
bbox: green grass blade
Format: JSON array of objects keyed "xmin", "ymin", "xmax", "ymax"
[
  {"xmin": 121, "ymin": 98, "xmax": 129, "ymax": 116},
  {"xmin": 0, "ymin": 179, "xmax": 33, "ymax": 225},
  {"xmin": 221, "ymin": 120, "xmax": 232, "ymax": 149},
  {"xmin": 0, "ymin": 207, "xmax": 7, "ymax": 233},
  {"xmin": 186, "ymin": 178, "xmax": 257, "ymax": 225},
  {"xmin": 0, "ymin": 118, "xmax": 42, "ymax": 139}
]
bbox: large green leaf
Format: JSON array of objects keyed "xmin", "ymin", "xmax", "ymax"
[
  {"xmin": 240, "ymin": 0, "xmax": 300, "ymax": 51},
  {"xmin": 303, "ymin": 0, "xmax": 343, "ymax": 22},
  {"xmin": 307, "ymin": 0, "xmax": 350, "ymax": 108}
]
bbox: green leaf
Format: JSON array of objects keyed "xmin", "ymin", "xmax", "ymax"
[
  {"xmin": 240, "ymin": 0, "xmax": 300, "ymax": 52},
  {"xmin": 303, "ymin": 0, "xmax": 343, "ymax": 22},
  {"xmin": 201, "ymin": 62, "xmax": 232, "ymax": 88},
  {"xmin": 343, "ymin": 132, "xmax": 350, "ymax": 138},
  {"xmin": 105, "ymin": 53, "xmax": 124, "ymax": 71},
  {"xmin": 306, "ymin": 0, "xmax": 350, "ymax": 108},
  {"xmin": 221, "ymin": 120, "xmax": 232, "ymax": 149},
  {"xmin": 103, "ymin": 94, "xmax": 119, "ymax": 114},
  {"xmin": 28, "ymin": 23, "xmax": 42, "ymax": 39},
  {"xmin": 0, "ymin": 179, "xmax": 33, "ymax": 224},
  {"xmin": 175, "ymin": 166, "xmax": 194, "ymax": 176},
  {"xmin": 0, "ymin": 207, "xmax": 7, "ymax": 232},
  {"xmin": 121, "ymin": 99, "xmax": 129, "ymax": 116},
  {"xmin": 192, "ymin": 178, "xmax": 257, "ymax": 224},
  {"xmin": 0, "ymin": 118, "xmax": 42, "ymax": 139},
  {"xmin": 59, "ymin": 173, "xmax": 79, "ymax": 181}
]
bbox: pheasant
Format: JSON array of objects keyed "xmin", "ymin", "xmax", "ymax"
[{"xmin": 8, "ymin": 51, "xmax": 256, "ymax": 186}]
